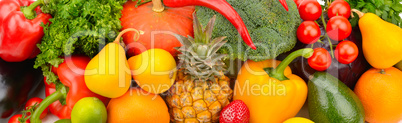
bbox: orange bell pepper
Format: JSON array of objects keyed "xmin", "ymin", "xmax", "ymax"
[{"xmin": 234, "ymin": 48, "xmax": 313, "ymax": 123}]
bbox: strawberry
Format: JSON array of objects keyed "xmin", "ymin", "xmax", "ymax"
[{"xmin": 219, "ymin": 100, "xmax": 250, "ymax": 123}]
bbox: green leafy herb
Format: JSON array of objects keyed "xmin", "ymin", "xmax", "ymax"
[
  {"xmin": 345, "ymin": 0, "xmax": 402, "ymax": 27},
  {"xmin": 35, "ymin": 0, "xmax": 126, "ymax": 83}
]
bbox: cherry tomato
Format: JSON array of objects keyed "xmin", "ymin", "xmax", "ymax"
[
  {"xmin": 326, "ymin": 16, "xmax": 351, "ymax": 41},
  {"xmin": 328, "ymin": 0, "xmax": 351, "ymax": 19},
  {"xmin": 297, "ymin": 21, "xmax": 321, "ymax": 44},
  {"xmin": 25, "ymin": 97, "xmax": 47, "ymax": 119},
  {"xmin": 308, "ymin": 48, "xmax": 331, "ymax": 71},
  {"xmin": 335, "ymin": 41, "xmax": 358, "ymax": 64},
  {"xmin": 8, "ymin": 114, "xmax": 30, "ymax": 123},
  {"xmin": 298, "ymin": 0, "xmax": 322, "ymax": 21}
]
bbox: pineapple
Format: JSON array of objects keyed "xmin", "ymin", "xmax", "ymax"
[{"xmin": 165, "ymin": 14, "xmax": 233, "ymax": 123}]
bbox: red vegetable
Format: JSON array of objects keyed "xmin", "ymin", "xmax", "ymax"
[
  {"xmin": 121, "ymin": 0, "xmax": 194, "ymax": 57},
  {"xmin": 297, "ymin": 21, "xmax": 321, "ymax": 44},
  {"xmin": 163, "ymin": 0, "xmax": 257, "ymax": 50},
  {"xmin": 298, "ymin": 0, "xmax": 322, "ymax": 21},
  {"xmin": 308, "ymin": 48, "xmax": 331, "ymax": 71},
  {"xmin": 326, "ymin": 16, "xmax": 352, "ymax": 41},
  {"xmin": 328, "ymin": 0, "xmax": 351, "ymax": 19},
  {"xmin": 335, "ymin": 41, "xmax": 358, "ymax": 64},
  {"xmin": 0, "ymin": 0, "xmax": 51, "ymax": 62},
  {"xmin": 30, "ymin": 56, "xmax": 110, "ymax": 122},
  {"xmin": 279, "ymin": 0, "xmax": 289, "ymax": 11},
  {"xmin": 220, "ymin": 100, "xmax": 250, "ymax": 123},
  {"xmin": 25, "ymin": 97, "xmax": 47, "ymax": 119},
  {"xmin": 8, "ymin": 114, "xmax": 29, "ymax": 123}
]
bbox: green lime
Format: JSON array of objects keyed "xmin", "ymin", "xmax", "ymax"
[{"xmin": 71, "ymin": 97, "xmax": 107, "ymax": 123}]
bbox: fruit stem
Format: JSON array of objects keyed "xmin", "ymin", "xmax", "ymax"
[
  {"xmin": 380, "ymin": 69, "xmax": 386, "ymax": 74},
  {"xmin": 113, "ymin": 28, "xmax": 142, "ymax": 44},
  {"xmin": 21, "ymin": 0, "xmax": 44, "ymax": 20},
  {"xmin": 31, "ymin": 90, "xmax": 64, "ymax": 123},
  {"xmin": 152, "ymin": 0, "xmax": 164, "ymax": 12},
  {"xmin": 351, "ymin": 9, "xmax": 364, "ymax": 18},
  {"xmin": 321, "ymin": 13, "xmax": 335, "ymax": 58},
  {"xmin": 264, "ymin": 48, "xmax": 314, "ymax": 81}
]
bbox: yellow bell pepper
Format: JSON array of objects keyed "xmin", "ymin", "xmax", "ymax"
[{"xmin": 234, "ymin": 48, "xmax": 313, "ymax": 123}]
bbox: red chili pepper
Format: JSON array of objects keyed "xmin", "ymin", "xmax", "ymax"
[
  {"xmin": 0, "ymin": 0, "xmax": 51, "ymax": 62},
  {"xmin": 279, "ymin": 0, "xmax": 289, "ymax": 11},
  {"xmin": 30, "ymin": 56, "xmax": 110, "ymax": 122},
  {"xmin": 163, "ymin": 0, "xmax": 257, "ymax": 50}
]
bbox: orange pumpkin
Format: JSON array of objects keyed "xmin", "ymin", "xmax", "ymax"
[{"xmin": 120, "ymin": 0, "xmax": 194, "ymax": 57}]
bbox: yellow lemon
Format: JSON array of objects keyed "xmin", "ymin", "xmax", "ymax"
[{"xmin": 128, "ymin": 49, "xmax": 176, "ymax": 94}]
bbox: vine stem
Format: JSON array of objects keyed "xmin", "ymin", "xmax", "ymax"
[{"xmin": 321, "ymin": 12, "xmax": 335, "ymax": 58}]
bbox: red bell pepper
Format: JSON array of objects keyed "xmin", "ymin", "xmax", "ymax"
[
  {"xmin": 30, "ymin": 56, "xmax": 110, "ymax": 122},
  {"xmin": 0, "ymin": 0, "xmax": 52, "ymax": 62},
  {"xmin": 163, "ymin": 0, "xmax": 257, "ymax": 50}
]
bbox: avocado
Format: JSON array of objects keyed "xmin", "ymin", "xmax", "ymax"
[{"xmin": 308, "ymin": 72, "xmax": 365, "ymax": 123}]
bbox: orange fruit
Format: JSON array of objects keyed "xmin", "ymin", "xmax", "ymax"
[
  {"xmin": 107, "ymin": 88, "xmax": 170, "ymax": 123},
  {"xmin": 354, "ymin": 67, "xmax": 402, "ymax": 123}
]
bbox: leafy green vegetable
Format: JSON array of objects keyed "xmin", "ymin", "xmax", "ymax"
[
  {"xmin": 196, "ymin": 0, "xmax": 301, "ymax": 61},
  {"xmin": 345, "ymin": 0, "xmax": 402, "ymax": 27},
  {"xmin": 35, "ymin": 0, "xmax": 126, "ymax": 83}
]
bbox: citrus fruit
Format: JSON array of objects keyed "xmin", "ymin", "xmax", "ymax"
[
  {"xmin": 283, "ymin": 117, "xmax": 314, "ymax": 123},
  {"xmin": 128, "ymin": 49, "xmax": 177, "ymax": 94},
  {"xmin": 71, "ymin": 97, "xmax": 107, "ymax": 123},
  {"xmin": 354, "ymin": 67, "xmax": 402, "ymax": 123},
  {"xmin": 107, "ymin": 88, "xmax": 170, "ymax": 123}
]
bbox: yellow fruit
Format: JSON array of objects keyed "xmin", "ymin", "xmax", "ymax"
[
  {"xmin": 128, "ymin": 49, "xmax": 176, "ymax": 94},
  {"xmin": 85, "ymin": 42, "xmax": 131, "ymax": 98},
  {"xmin": 283, "ymin": 117, "xmax": 314, "ymax": 123},
  {"xmin": 354, "ymin": 67, "xmax": 402, "ymax": 123},
  {"xmin": 353, "ymin": 9, "xmax": 402, "ymax": 69},
  {"xmin": 107, "ymin": 88, "xmax": 170, "ymax": 123}
]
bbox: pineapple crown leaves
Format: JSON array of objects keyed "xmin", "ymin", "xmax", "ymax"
[{"xmin": 174, "ymin": 14, "xmax": 228, "ymax": 82}]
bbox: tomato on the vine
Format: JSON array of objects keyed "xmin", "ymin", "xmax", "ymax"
[
  {"xmin": 326, "ymin": 16, "xmax": 351, "ymax": 41},
  {"xmin": 335, "ymin": 41, "xmax": 358, "ymax": 64},
  {"xmin": 297, "ymin": 21, "xmax": 321, "ymax": 44},
  {"xmin": 8, "ymin": 114, "xmax": 29, "ymax": 123},
  {"xmin": 25, "ymin": 97, "xmax": 47, "ymax": 119},
  {"xmin": 298, "ymin": 0, "xmax": 322, "ymax": 21},
  {"xmin": 328, "ymin": 0, "xmax": 351, "ymax": 19},
  {"xmin": 308, "ymin": 48, "xmax": 331, "ymax": 71}
]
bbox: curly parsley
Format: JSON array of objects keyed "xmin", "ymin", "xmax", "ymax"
[
  {"xmin": 345, "ymin": 0, "xmax": 402, "ymax": 27},
  {"xmin": 35, "ymin": 0, "xmax": 126, "ymax": 83}
]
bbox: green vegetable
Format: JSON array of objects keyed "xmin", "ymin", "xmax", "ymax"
[
  {"xmin": 35, "ymin": 0, "xmax": 126, "ymax": 83},
  {"xmin": 196, "ymin": 0, "xmax": 301, "ymax": 61},
  {"xmin": 345, "ymin": 0, "xmax": 402, "ymax": 27},
  {"xmin": 308, "ymin": 72, "xmax": 365, "ymax": 123}
]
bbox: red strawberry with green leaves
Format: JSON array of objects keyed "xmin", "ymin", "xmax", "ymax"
[{"xmin": 219, "ymin": 100, "xmax": 250, "ymax": 123}]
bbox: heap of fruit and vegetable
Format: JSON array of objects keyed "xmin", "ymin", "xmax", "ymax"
[{"xmin": 1, "ymin": 0, "xmax": 402, "ymax": 123}]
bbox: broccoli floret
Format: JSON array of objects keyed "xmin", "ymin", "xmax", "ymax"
[{"xmin": 196, "ymin": 0, "xmax": 301, "ymax": 61}]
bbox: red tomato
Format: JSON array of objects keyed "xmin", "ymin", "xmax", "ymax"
[
  {"xmin": 298, "ymin": 0, "xmax": 322, "ymax": 21},
  {"xmin": 328, "ymin": 0, "xmax": 351, "ymax": 19},
  {"xmin": 25, "ymin": 97, "xmax": 47, "ymax": 119},
  {"xmin": 326, "ymin": 16, "xmax": 351, "ymax": 41},
  {"xmin": 308, "ymin": 48, "xmax": 331, "ymax": 71},
  {"xmin": 8, "ymin": 114, "xmax": 29, "ymax": 123},
  {"xmin": 297, "ymin": 21, "xmax": 321, "ymax": 44},
  {"xmin": 335, "ymin": 41, "xmax": 358, "ymax": 64}
]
